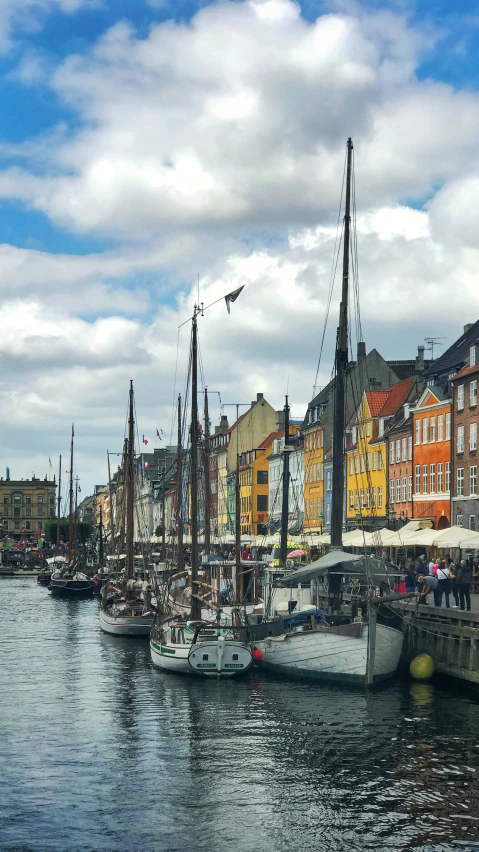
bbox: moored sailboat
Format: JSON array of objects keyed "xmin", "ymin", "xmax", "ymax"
[
  {"xmin": 99, "ymin": 381, "xmax": 155, "ymax": 637},
  {"xmin": 249, "ymin": 138, "xmax": 405, "ymax": 686}
]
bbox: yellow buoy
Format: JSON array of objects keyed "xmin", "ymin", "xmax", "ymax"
[{"xmin": 410, "ymin": 654, "xmax": 435, "ymax": 681}]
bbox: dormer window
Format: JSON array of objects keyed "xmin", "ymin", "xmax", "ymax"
[
  {"xmin": 352, "ymin": 426, "xmax": 357, "ymax": 445},
  {"xmin": 470, "ymin": 343, "xmax": 479, "ymax": 367}
]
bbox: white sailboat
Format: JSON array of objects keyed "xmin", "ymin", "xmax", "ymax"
[
  {"xmin": 100, "ymin": 381, "xmax": 154, "ymax": 638},
  {"xmin": 249, "ymin": 138, "xmax": 405, "ymax": 686},
  {"xmin": 150, "ymin": 301, "xmax": 253, "ymax": 676}
]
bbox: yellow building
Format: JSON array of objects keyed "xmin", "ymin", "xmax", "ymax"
[
  {"xmin": 345, "ymin": 378, "xmax": 417, "ymax": 527},
  {"xmin": 0, "ymin": 475, "xmax": 56, "ymax": 539},
  {"xmin": 239, "ymin": 429, "xmax": 281, "ymax": 536},
  {"xmin": 303, "ymin": 414, "xmax": 324, "ymax": 532}
]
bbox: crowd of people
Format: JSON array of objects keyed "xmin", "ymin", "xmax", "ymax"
[{"xmin": 403, "ymin": 553, "xmax": 479, "ymax": 611}]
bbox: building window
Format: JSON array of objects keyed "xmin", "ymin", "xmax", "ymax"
[
  {"xmin": 3, "ymin": 521, "xmax": 7, "ymax": 530},
  {"xmin": 14, "ymin": 508, "xmax": 20, "ymax": 517},
  {"xmin": 378, "ymin": 419, "xmax": 385, "ymax": 438},
  {"xmin": 49, "ymin": 497, "xmax": 55, "ymax": 506},
  {"xmin": 438, "ymin": 463, "xmax": 443, "ymax": 492},
  {"xmin": 25, "ymin": 495, "xmax": 31, "ymax": 504},
  {"xmin": 378, "ymin": 487, "xmax": 383, "ymax": 509},
  {"xmin": 257, "ymin": 470, "xmax": 268, "ymax": 485},
  {"xmin": 13, "ymin": 494, "xmax": 21, "ymax": 504},
  {"xmin": 26, "ymin": 508, "xmax": 31, "ymax": 517},
  {"xmin": 38, "ymin": 508, "xmax": 44, "ymax": 517},
  {"xmin": 366, "ymin": 488, "xmax": 370, "ymax": 508},
  {"xmin": 352, "ymin": 426, "xmax": 357, "ymax": 445},
  {"xmin": 446, "ymin": 461, "xmax": 451, "ymax": 492},
  {"xmin": 366, "ymin": 454, "xmax": 370, "ymax": 472},
  {"xmin": 360, "ymin": 488, "xmax": 365, "ymax": 508},
  {"xmin": 430, "ymin": 464, "xmax": 435, "ymax": 493},
  {"xmin": 458, "ymin": 425, "xmax": 465, "ymax": 454},
  {"xmin": 3, "ymin": 507, "xmax": 8, "ymax": 517},
  {"xmin": 349, "ymin": 490, "xmax": 354, "ymax": 509},
  {"xmin": 471, "ymin": 422, "xmax": 478, "ymax": 451},
  {"xmin": 360, "ymin": 455, "xmax": 365, "ymax": 473},
  {"xmin": 457, "ymin": 468, "xmax": 465, "ymax": 496},
  {"xmin": 37, "ymin": 496, "xmax": 43, "ymax": 504},
  {"xmin": 372, "ymin": 487, "xmax": 377, "ymax": 508},
  {"xmin": 14, "ymin": 521, "xmax": 20, "ymax": 529},
  {"xmin": 355, "ymin": 490, "xmax": 359, "ymax": 510},
  {"xmin": 401, "ymin": 438, "xmax": 407, "ymax": 461},
  {"xmin": 354, "ymin": 456, "xmax": 359, "ymax": 474},
  {"xmin": 415, "ymin": 465, "xmax": 421, "ymax": 493},
  {"xmin": 349, "ymin": 456, "xmax": 353, "ymax": 475},
  {"xmin": 3, "ymin": 496, "xmax": 8, "ymax": 504},
  {"xmin": 423, "ymin": 465, "xmax": 428, "ymax": 493},
  {"xmin": 390, "ymin": 480, "xmax": 395, "ymax": 504},
  {"xmin": 423, "ymin": 418, "xmax": 428, "ymax": 443},
  {"xmin": 402, "ymin": 477, "xmax": 407, "ymax": 502},
  {"xmin": 396, "ymin": 479, "xmax": 401, "ymax": 503},
  {"xmin": 378, "ymin": 452, "xmax": 383, "ymax": 471},
  {"xmin": 257, "ymin": 495, "xmax": 268, "ymax": 512},
  {"xmin": 360, "ymin": 425, "xmax": 365, "ymax": 438},
  {"xmin": 470, "ymin": 380, "xmax": 478, "ymax": 407},
  {"xmin": 470, "ymin": 514, "xmax": 477, "ymax": 531},
  {"xmin": 390, "ymin": 443, "xmax": 394, "ymax": 464},
  {"xmin": 430, "ymin": 417, "xmax": 436, "ymax": 442},
  {"xmin": 415, "ymin": 420, "xmax": 421, "ymax": 445},
  {"xmin": 408, "ymin": 476, "xmax": 412, "ymax": 501},
  {"xmin": 372, "ymin": 452, "xmax": 377, "ymax": 471},
  {"xmin": 408, "ymin": 436, "xmax": 412, "ymax": 460},
  {"xmin": 437, "ymin": 415, "xmax": 444, "ymax": 442},
  {"xmin": 458, "ymin": 384, "xmax": 465, "ymax": 411},
  {"xmin": 471, "ymin": 466, "xmax": 477, "ymax": 496},
  {"xmin": 446, "ymin": 413, "xmax": 451, "ymax": 440},
  {"xmin": 26, "ymin": 522, "xmax": 31, "ymax": 531},
  {"xmin": 396, "ymin": 440, "xmax": 401, "ymax": 463},
  {"xmin": 366, "ymin": 421, "xmax": 371, "ymax": 437}
]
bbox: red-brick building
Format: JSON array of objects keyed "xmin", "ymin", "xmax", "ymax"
[{"xmin": 450, "ymin": 341, "xmax": 479, "ymax": 532}]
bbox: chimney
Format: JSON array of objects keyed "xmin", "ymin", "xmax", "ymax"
[
  {"xmin": 464, "ymin": 323, "xmax": 473, "ymax": 334},
  {"xmin": 357, "ymin": 341, "xmax": 366, "ymax": 362},
  {"xmin": 276, "ymin": 410, "xmax": 285, "ymax": 431},
  {"xmin": 215, "ymin": 415, "xmax": 229, "ymax": 435},
  {"xmin": 257, "ymin": 392, "xmax": 264, "ymax": 402},
  {"xmin": 415, "ymin": 345, "xmax": 425, "ymax": 375}
]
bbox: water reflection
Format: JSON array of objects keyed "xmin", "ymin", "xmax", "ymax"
[{"xmin": 1, "ymin": 580, "xmax": 479, "ymax": 852}]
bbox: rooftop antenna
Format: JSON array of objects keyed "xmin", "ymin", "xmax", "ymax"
[{"xmin": 424, "ymin": 337, "xmax": 446, "ymax": 360}]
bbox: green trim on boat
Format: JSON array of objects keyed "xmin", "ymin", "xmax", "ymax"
[{"xmin": 151, "ymin": 642, "xmax": 176, "ymax": 655}]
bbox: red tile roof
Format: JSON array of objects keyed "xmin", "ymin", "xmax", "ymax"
[
  {"xmin": 364, "ymin": 390, "xmax": 390, "ymax": 417},
  {"xmin": 451, "ymin": 363, "xmax": 479, "ymax": 381},
  {"xmin": 365, "ymin": 376, "xmax": 416, "ymax": 419},
  {"xmin": 258, "ymin": 429, "xmax": 284, "ymax": 449}
]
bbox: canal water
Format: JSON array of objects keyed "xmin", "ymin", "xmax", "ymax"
[{"xmin": 2, "ymin": 580, "xmax": 479, "ymax": 852}]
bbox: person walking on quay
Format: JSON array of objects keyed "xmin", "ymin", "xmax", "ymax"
[
  {"xmin": 417, "ymin": 573, "xmax": 438, "ymax": 605},
  {"xmin": 436, "ymin": 561, "xmax": 450, "ymax": 608},
  {"xmin": 456, "ymin": 559, "xmax": 473, "ymax": 612},
  {"xmin": 405, "ymin": 560, "xmax": 416, "ymax": 593},
  {"xmin": 447, "ymin": 556, "xmax": 459, "ymax": 607}
]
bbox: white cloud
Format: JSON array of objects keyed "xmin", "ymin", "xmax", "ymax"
[{"xmin": 0, "ymin": 0, "xmax": 97, "ymax": 50}]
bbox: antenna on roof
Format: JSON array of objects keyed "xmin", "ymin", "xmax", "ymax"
[{"xmin": 424, "ymin": 337, "xmax": 445, "ymax": 360}]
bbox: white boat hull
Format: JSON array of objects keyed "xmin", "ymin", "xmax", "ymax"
[
  {"xmin": 188, "ymin": 637, "xmax": 253, "ymax": 677},
  {"xmin": 150, "ymin": 638, "xmax": 191, "ymax": 674},
  {"xmin": 100, "ymin": 607, "xmax": 153, "ymax": 637},
  {"xmin": 253, "ymin": 623, "xmax": 403, "ymax": 685}
]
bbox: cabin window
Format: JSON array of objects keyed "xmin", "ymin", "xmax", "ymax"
[
  {"xmin": 202, "ymin": 654, "xmax": 209, "ymax": 661},
  {"xmin": 232, "ymin": 654, "xmax": 239, "ymax": 661}
]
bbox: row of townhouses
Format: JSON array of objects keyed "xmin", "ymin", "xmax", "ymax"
[{"xmin": 82, "ymin": 319, "xmax": 479, "ymax": 544}]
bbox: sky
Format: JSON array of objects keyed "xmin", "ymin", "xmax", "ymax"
[{"xmin": 1, "ymin": 0, "xmax": 479, "ymax": 495}]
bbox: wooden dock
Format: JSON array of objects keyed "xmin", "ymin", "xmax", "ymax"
[{"xmin": 399, "ymin": 601, "xmax": 479, "ymax": 685}]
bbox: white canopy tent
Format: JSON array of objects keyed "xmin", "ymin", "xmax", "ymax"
[{"xmin": 432, "ymin": 526, "xmax": 479, "ymax": 548}]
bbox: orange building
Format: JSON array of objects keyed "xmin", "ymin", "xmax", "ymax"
[{"xmin": 412, "ymin": 386, "xmax": 451, "ymax": 529}]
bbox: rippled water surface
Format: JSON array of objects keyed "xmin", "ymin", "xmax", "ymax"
[{"xmin": 2, "ymin": 581, "xmax": 479, "ymax": 851}]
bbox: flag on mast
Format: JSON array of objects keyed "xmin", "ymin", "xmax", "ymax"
[
  {"xmin": 225, "ymin": 285, "xmax": 244, "ymax": 314},
  {"xmin": 143, "ymin": 434, "xmax": 149, "ymax": 445}
]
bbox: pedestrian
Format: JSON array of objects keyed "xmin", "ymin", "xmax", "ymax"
[
  {"xmin": 447, "ymin": 557, "xmax": 459, "ymax": 607},
  {"xmin": 417, "ymin": 573, "xmax": 438, "ymax": 605},
  {"xmin": 417, "ymin": 553, "xmax": 428, "ymax": 576},
  {"xmin": 436, "ymin": 561, "xmax": 450, "ymax": 608},
  {"xmin": 405, "ymin": 561, "xmax": 416, "ymax": 593},
  {"xmin": 456, "ymin": 559, "xmax": 473, "ymax": 612},
  {"xmin": 428, "ymin": 557, "xmax": 436, "ymax": 575}
]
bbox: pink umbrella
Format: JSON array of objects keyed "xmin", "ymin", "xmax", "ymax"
[{"xmin": 287, "ymin": 549, "xmax": 307, "ymax": 558}]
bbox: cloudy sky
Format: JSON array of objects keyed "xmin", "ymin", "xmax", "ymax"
[{"xmin": 0, "ymin": 0, "xmax": 478, "ymax": 494}]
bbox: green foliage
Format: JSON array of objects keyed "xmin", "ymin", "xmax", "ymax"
[
  {"xmin": 44, "ymin": 519, "xmax": 92, "ymax": 544},
  {"xmin": 155, "ymin": 524, "xmax": 163, "ymax": 537}
]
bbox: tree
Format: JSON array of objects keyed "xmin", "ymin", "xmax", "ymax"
[
  {"xmin": 44, "ymin": 519, "xmax": 92, "ymax": 544},
  {"xmin": 155, "ymin": 524, "xmax": 163, "ymax": 537}
]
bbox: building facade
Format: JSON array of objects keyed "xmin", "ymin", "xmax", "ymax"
[
  {"xmin": 267, "ymin": 426, "xmax": 302, "ymax": 533},
  {"xmin": 412, "ymin": 386, "xmax": 451, "ymax": 529},
  {"xmin": 450, "ymin": 343, "xmax": 479, "ymax": 531},
  {"xmin": 239, "ymin": 429, "xmax": 283, "ymax": 536},
  {"xmin": 384, "ymin": 407, "xmax": 414, "ymax": 526},
  {"xmin": 0, "ymin": 475, "xmax": 56, "ymax": 539}
]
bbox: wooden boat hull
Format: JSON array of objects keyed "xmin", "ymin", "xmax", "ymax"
[
  {"xmin": 188, "ymin": 638, "xmax": 253, "ymax": 677},
  {"xmin": 253, "ymin": 623, "xmax": 403, "ymax": 686},
  {"xmin": 48, "ymin": 578, "xmax": 94, "ymax": 597},
  {"xmin": 99, "ymin": 607, "xmax": 153, "ymax": 636}
]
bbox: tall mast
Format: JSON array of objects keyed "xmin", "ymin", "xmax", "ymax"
[
  {"xmin": 56, "ymin": 454, "xmax": 62, "ymax": 555},
  {"xmin": 176, "ymin": 395, "xmax": 183, "ymax": 570},
  {"xmin": 190, "ymin": 310, "xmax": 201, "ymax": 621},
  {"xmin": 68, "ymin": 424, "xmax": 74, "ymax": 563},
  {"xmin": 203, "ymin": 388, "xmax": 211, "ymax": 555},
  {"xmin": 120, "ymin": 438, "xmax": 128, "ymax": 553},
  {"xmin": 235, "ymin": 412, "xmax": 241, "ymax": 601},
  {"xmin": 280, "ymin": 396, "xmax": 290, "ymax": 565},
  {"xmin": 99, "ymin": 503, "xmax": 103, "ymax": 568},
  {"xmin": 331, "ymin": 137, "xmax": 353, "ymax": 549},
  {"xmin": 107, "ymin": 452, "xmax": 115, "ymax": 545},
  {"xmin": 73, "ymin": 477, "xmax": 79, "ymax": 560},
  {"xmin": 126, "ymin": 380, "xmax": 135, "ymax": 580},
  {"xmin": 161, "ymin": 466, "xmax": 166, "ymax": 562}
]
